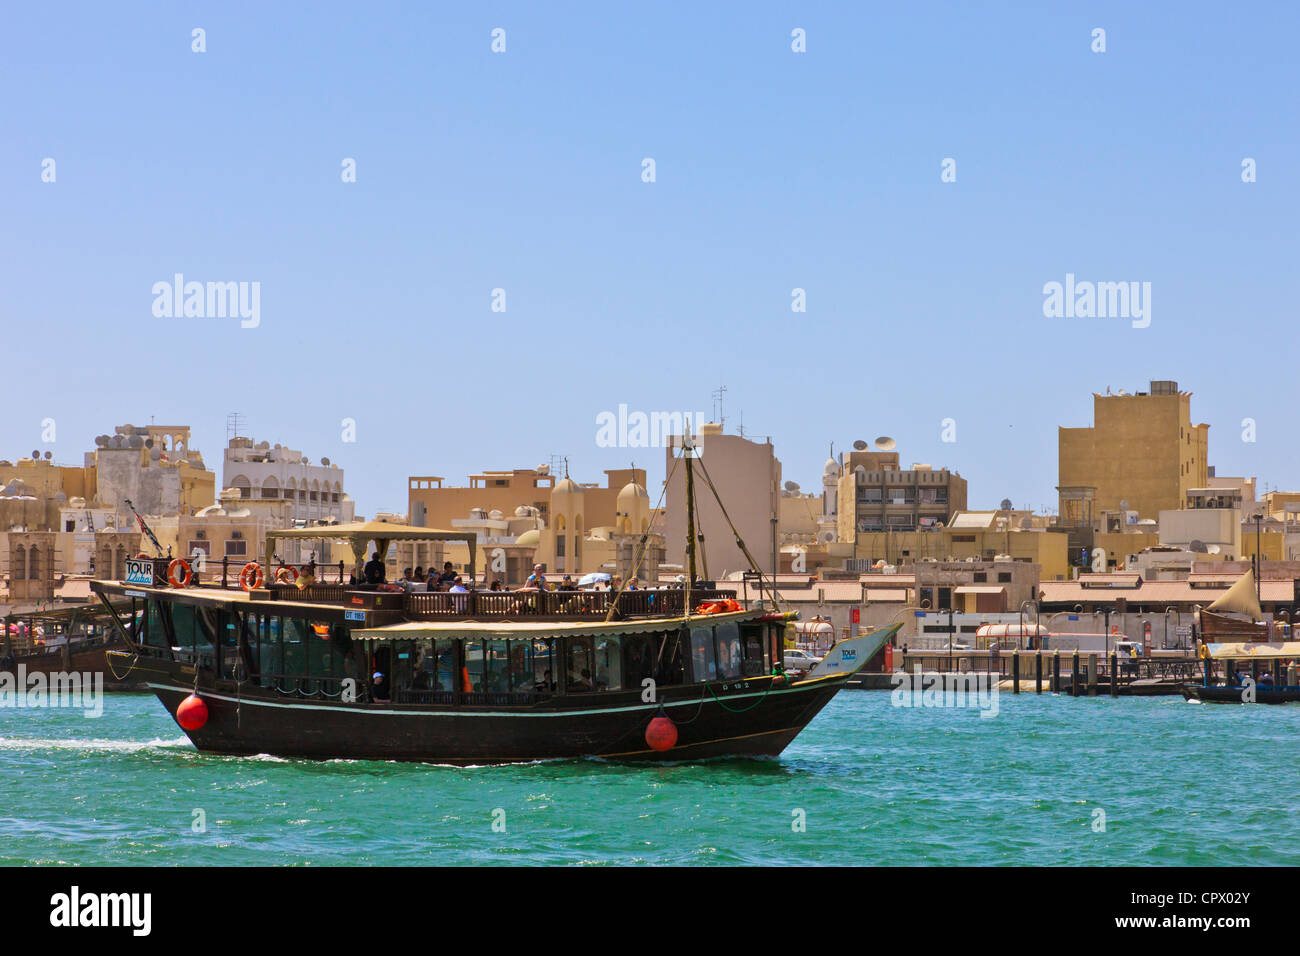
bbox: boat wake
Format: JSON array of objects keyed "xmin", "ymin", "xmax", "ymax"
[{"xmin": 0, "ymin": 735, "xmax": 193, "ymax": 753}]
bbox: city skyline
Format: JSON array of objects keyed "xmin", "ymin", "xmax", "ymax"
[{"xmin": 4, "ymin": 3, "xmax": 1297, "ymax": 515}]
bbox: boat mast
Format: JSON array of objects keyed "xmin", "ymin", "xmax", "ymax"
[{"xmin": 684, "ymin": 441, "xmax": 698, "ymax": 586}]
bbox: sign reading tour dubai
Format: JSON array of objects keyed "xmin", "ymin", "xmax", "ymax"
[{"xmin": 125, "ymin": 558, "xmax": 155, "ymax": 587}]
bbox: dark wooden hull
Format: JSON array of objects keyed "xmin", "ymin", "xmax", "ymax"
[
  {"xmin": 3, "ymin": 639, "xmax": 144, "ymax": 691},
  {"xmin": 123, "ymin": 656, "xmax": 849, "ymax": 764},
  {"xmin": 1182, "ymin": 683, "xmax": 1300, "ymax": 704}
]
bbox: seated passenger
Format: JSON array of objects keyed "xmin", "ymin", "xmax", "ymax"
[
  {"xmin": 436, "ymin": 562, "xmax": 458, "ymax": 588},
  {"xmin": 371, "ymin": 671, "xmax": 390, "ymax": 703}
]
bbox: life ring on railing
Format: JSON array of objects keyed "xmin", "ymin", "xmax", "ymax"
[
  {"xmin": 238, "ymin": 562, "xmax": 265, "ymax": 592},
  {"xmin": 274, "ymin": 565, "xmax": 299, "ymax": 585},
  {"xmin": 696, "ymin": 598, "xmax": 742, "ymax": 615},
  {"xmin": 137, "ymin": 552, "xmax": 150, "ymax": 559},
  {"xmin": 167, "ymin": 558, "xmax": 193, "ymax": 588}
]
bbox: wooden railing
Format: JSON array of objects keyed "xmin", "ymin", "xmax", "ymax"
[{"xmin": 405, "ymin": 588, "xmax": 736, "ymax": 620}]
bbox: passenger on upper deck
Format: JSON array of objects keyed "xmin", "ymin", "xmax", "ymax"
[
  {"xmin": 435, "ymin": 562, "xmax": 458, "ymax": 588},
  {"xmin": 525, "ymin": 564, "xmax": 548, "ymax": 589},
  {"xmin": 413, "ymin": 566, "xmax": 426, "ymax": 583},
  {"xmin": 363, "ymin": 552, "xmax": 386, "ymax": 586}
]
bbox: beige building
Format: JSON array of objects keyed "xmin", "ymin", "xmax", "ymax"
[
  {"xmin": 663, "ymin": 424, "xmax": 780, "ymax": 579},
  {"xmin": 835, "ymin": 449, "xmax": 968, "ymax": 543},
  {"xmin": 409, "ymin": 466, "xmax": 644, "ymax": 535},
  {"xmin": 1058, "ymin": 380, "xmax": 1209, "ymax": 523}
]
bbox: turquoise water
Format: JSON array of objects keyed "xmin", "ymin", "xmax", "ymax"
[{"xmin": 2, "ymin": 690, "xmax": 1296, "ymax": 866}]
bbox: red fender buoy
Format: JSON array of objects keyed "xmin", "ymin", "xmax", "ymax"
[
  {"xmin": 176, "ymin": 694, "xmax": 208, "ymax": 731},
  {"xmin": 645, "ymin": 708, "xmax": 678, "ymax": 752}
]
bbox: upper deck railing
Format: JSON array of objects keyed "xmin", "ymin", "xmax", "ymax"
[{"xmin": 125, "ymin": 557, "xmax": 738, "ymax": 620}]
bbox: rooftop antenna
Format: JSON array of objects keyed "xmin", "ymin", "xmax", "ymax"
[
  {"xmin": 226, "ymin": 412, "xmax": 245, "ymax": 441},
  {"xmin": 737, "ymin": 410, "xmax": 744, "ymax": 438},
  {"xmin": 712, "ymin": 385, "xmax": 727, "ymax": 431}
]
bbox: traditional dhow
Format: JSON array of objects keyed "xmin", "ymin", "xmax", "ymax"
[{"xmin": 92, "ymin": 533, "xmax": 858, "ymax": 763}]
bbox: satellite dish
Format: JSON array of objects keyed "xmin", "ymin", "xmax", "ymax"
[
  {"xmin": 852, "ymin": 439, "xmax": 868, "ymax": 451},
  {"xmin": 321, "ymin": 457, "xmax": 330, "ymax": 466},
  {"xmin": 1189, "ymin": 540, "xmax": 1208, "ymax": 554},
  {"xmin": 1208, "ymin": 544, "xmax": 1222, "ymax": 554},
  {"xmin": 783, "ymin": 480, "xmax": 800, "ymax": 492},
  {"xmin": 1000, "ymin": 498, "xmax": 1013, "ymax": 511},
  {"xmin": 145, "ymin": 438, "xmax": 154, "ymax": 448},
  {"xmin": 43, "ymin": 451, "xmax": 52, "ymax": 460},
  {"xmin": 874, "ymin": 436, "xmax": 896, "ymax": 451},
  {"xmin": 31, "ymin": 450, "xmax": 39, "ymax": 460}
]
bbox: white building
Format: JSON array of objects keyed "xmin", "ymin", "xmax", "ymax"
[{"xmin": 222, "ymin": 437, "xmax": 355, "ymax": 525}]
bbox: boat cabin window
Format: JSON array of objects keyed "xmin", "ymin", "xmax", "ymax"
[
  {"xmin": 566, "ymin": 636, "xmax": 595, "ymax": 692},
  {"xmin": 714, "ymin": 621, "xmax": 743, "ymax": 680},
  {"xmin": 593, "ymin": 637, "xmax": 622, "ymax": 691},
  {"xmin": 690, "ymin": 625, "xmax": 717, "ymax": 682}
]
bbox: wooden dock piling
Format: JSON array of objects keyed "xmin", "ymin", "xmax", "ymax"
[
  {"xmin": 1011, "ymin": 650, "xmax": 1020, "ymax": 694},
  {"xmin": 1035, "ymin": 651, "xmax": 1042, "ymax": 694},
  {"xmin": 1071, "ymin": 650, "xmax": 1080, "ymax": 698},
  {"xmin": 1109, "ymin": 651, "xmax": 1119, "ymax": 697},
  {"xmin": 1051, "ymin": 650, "xmax": 1060, "ymax": 693}
]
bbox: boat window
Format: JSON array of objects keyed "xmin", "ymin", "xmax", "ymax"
[
  {"xmin": 622, "ymin": 635, "xmax": 654, "ymax": 688},
  {"xmin": 507, "ymin": 640, "xmax": 533, "ymax": 692},
  {"xmin": 258, "ymin": 617, "xmax": 284, "ymax": 688},
  {"xmin": 465, "ymin": 640, "xmax": 484, "ymax": 692},
  {"xmin": 593, "ymin": 636, "xmax": 622, "ymax": 691},
  {"xmin": 282, "ymin": 618, "xmax": 308, "ymax": 677},
  {"xmin": 656, "ymin": 631, "xmax": 686, "ymax": 685},
  {"xmin": 162, "ymin": 602, "xmax": 193, "ymax": 653},
  {"xmin": 483, "ymin": 639, "xmax": 510, "ymax": 692},
  {"xmin": 714, "ymin": 621, "xmax": 743, "ymax": 680},
  {"xmin": 532, "ymin": 638, "xmax": 557, "ymax": 692},
  {"xmin": 566, "ymin": 636, "xmax": 595, "ymax": 692},
  {"xmin": 690, "ymin": 625, "xmax": 717, "ymax": 682},
  {"xmin": 428, "ymin": 639, "xmax": 458, "ymax": 691}
]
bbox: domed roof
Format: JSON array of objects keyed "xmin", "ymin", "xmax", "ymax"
[
  {"xmin": 515, "ymin": 529, "xmax": 541, "ymax": 548},
  {"xmin": 824, "ymin": 457, "xmax": 839, "ymax": 475},
  {"xmin": 553, "ymin": 477, "xmax": 582, "ymax": 494},
  {"xmin": 618, "ymin": 481, "xmax": 649, "ymax": 502}
]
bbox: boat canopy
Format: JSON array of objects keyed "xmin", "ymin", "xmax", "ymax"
[
  {"xmin": 265, "ymin": 521, "xmax": 478, "ymax": 576},
  {"xmin": 1200, "ymin": 641, "xmax": 1300, "ymax": 661},
  {"xmin": 352, "ymin": 608, "xmax": 763, "ymax": 642}
]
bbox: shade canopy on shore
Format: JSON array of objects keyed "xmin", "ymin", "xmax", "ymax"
[{"xmin": 265, "ymin": 522, "xmax": 477, "ymax": 577}]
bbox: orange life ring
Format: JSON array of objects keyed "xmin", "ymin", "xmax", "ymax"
[
  {"xmin": 136, "ymin": 552, "xmax": 150, "ymax": 559},
  {"xmin": 167, "ymin": 558, "xmax": 193, "ymax": 588},
  {"xmin": 274, "ymin": 565, "xmax": 299, "ymax": 584},
  {"xmin": 238, "ymin": 562, "xmax": 265, "ymax": 591}
]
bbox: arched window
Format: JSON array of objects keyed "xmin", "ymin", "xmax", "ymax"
[
  {"xmin": 13, "ymin": 545, "xmax": 25, "ymax": 580},
  {"xmin": 28, "ymin": 545, "xmax": 40, "ymax": 580},
  {"xmin": 231, "ymin": 475, "xmax": 252, "ymax": 499},
  {"xmin": 261, "ymin": 476, "xmax": 280, "ymax": 499}
]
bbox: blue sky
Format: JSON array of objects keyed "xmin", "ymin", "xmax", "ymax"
[{"xmin": 3, "ymin": 2, "xmax": 1297, "ymax": 515}]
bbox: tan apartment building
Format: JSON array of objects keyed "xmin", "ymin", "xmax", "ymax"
[{"xmin": 1058, "ymin": 380, "xmax": 1209, "ymax": 523}]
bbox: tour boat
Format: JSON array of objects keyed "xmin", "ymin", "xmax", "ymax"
[
  {"xmin": 92, "ymin": 452, "xmax": 862, "ymax": 763},
  {"xmin": 1181, "ymin": 640, "xmax": 1300, "ymax": 704}
]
